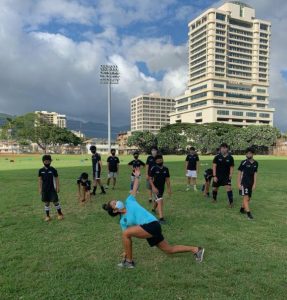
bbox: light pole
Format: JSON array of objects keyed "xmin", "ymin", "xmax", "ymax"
[{"xmin": 100, "ymin": 64, "xmax": 120, "ymax": 152}]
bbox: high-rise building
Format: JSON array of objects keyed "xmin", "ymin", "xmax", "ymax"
[
  {"xmin": 170, "ymin": 1, "xmax": 275, "ymax": 126},
  {"xmin": 131, "ymin": 93, "xmax": 175, "ymax": 134},
  {"xmin": 35, "ymin": 111, "xmax": 67, "ymax": 128}
]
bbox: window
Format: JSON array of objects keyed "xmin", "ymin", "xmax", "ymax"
[
  {"xmin": 213, "ymin": 100, "xmax": 224, "ymax": 104},
  {"xmin": 217, "ymin": 110, "xmax": 229, "ymax": 115},
  {"xmin": 257, "ymin": 88, "xmax": 266, "ymax": 93},
  {"xmin": 232, "ymin": 111, "xmax": 244, "ymax": 116},
  {"xmin": 190, "ymin": 92, "xmax": 207, "ymax": 100},
  {"xmin": 226, "ymin": 93, "xmax": 252, "ymax": 99},
  {"xmin": 214, "ymin": 83, "xmax": 225, "ymax": 88},
  {"xmin": 227, "ymin": 85, "xmax": 251, "ymax": 92},
  {"xmin": 214, "ymin": 91, "xmax": 224, "ymax": 96},
  {"xmin": 190, "ymin": 84, "xmax": 207, "ymax": 93},
  {"xmin": 230, "ymin": 19, "xmax": 252, "ymax": 28},
  {"xmin": 246, "ymin": 112, "xmax": 257, "ymax": 117},
  {"xmin": 196, "ymin": 112, "xmax": 202, "ymax": 117},
  {"xmin": 216, "ymin": 13, "xmax": 226, "ymax": 21},
  {"xmin": 257, "ymin": 104, "xmax": 266, "ymax": 108},
  {"xmin": 260, "ymin": 24, "xmax": 268, "ymax": 31},
  {"xmin": 259, "ymin": 113, "xmax": 270, "ymax": 118},
  {"xmin": 257, "ymin": 96, "xmax": 266, "ymax": 101},
  {"xmin": 177, "ymin": 105, "xmax": 189, "ymax": 112},
  {"xmin": 191, "ymin": 101, "xmax": 207, "ymax": 108},
  {"xmin": 178, "ymin": 98, "xmax": 188, "ymax": 104}
]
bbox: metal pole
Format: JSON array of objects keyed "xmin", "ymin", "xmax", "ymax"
[{"xmin": 108, "ymin": 81, "xmax": 111, "ymax": 152}]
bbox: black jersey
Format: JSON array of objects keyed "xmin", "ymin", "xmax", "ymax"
[
  {"xmin": 238, "ymin": 159, "xmax": 258, "ymax": 187},
  {"xmin": 150, "ymin": 165, "xmax": 170, "ymax": 190},
  {"xmin": 204, "ymin": 168, "xmax": 213, "ymax": 180},
  {"xmin": 92, "ymin": 153, "xmax": 101, "ymax": 172},
  {"xmin": 128, "ymin": 159, "xmax": 145, "ymax": 175},
  {"xmin": 77, "ymin": 178, "xmax": 91, "ymax": 191},
  {"xmin": 107, "ymin": 156, "xmax": 120, "ymax": 172},
  {"xmin": 38, "ymin": 166, "xmax": 58, "ymax": 192},
  {"xmin": 146, "ymin": 155, "xmax": 156, "ymax": 175},
  {"xmin": 185, "ymin": 154, "xmax": 199, "ymax": 170},
  {"xmin": 213, "ymin": 153, "xmax": 234, "ymax": 179}
]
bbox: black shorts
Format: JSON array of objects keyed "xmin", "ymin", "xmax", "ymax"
[
  {"xmin": 41, "ymin": 191, "xmax": 59, "ymax": 203},
  {"xmin": 212, "ymin": 177, "xmax": 231, "ymax": 187},
  {"xmin": 154, "ymin": 189, "xmax": 164, "ymax": 200},
  {"xmin": 93, "ymin": 170, "xmax": 101, "ymax": 180},
  {"xmin": 239, "ymin": 186, "xmax": 253, "ymax": 198},
  {"xmin": 141, "ymin": 221, "xmax": 164, "ymax": 247}
]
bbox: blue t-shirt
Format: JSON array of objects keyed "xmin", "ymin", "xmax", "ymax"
[{"xmin": 119, "ymin": 195, "xmax": 157, "ymax": 231}]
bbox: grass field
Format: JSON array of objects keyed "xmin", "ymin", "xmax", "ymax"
[{"xmin": 0, "ymin": 154, "xmax": 287, "ymax": 300}]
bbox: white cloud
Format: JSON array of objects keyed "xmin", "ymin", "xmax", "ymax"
[{"xmin": 0, "ymin": 0, "xmax": 286, "ymax": 131}]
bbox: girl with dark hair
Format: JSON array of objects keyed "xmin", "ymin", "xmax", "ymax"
[{"xmin": 102, "ymin": 168, "xmax": 205, "ymax": 268}]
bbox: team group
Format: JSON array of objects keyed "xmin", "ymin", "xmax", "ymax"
[{"xmin": 38, "ymin": 143, "xmax": 258, "ymax": 267}]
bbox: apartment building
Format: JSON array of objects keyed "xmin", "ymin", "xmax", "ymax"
[
  {"xmin": 35, "ymin": 111, "xmax": 67, "ymax": 128},
  {"xmin": 131, "ymin": 93, "xmax": 175, "ymax": 134},
  {"xmin": 170, "ymin": 1, "xmax": 275, "ymax": 126}
]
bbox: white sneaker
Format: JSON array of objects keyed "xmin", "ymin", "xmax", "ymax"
[{"xmin": 186, "ymin": 187, "xmax": 190, "ymax": 191}]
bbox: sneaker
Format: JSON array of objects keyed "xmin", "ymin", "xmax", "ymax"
[
  {"xmin": 44, "ymin": 216, "xmax": 51, "ymax": 222},
  {"xmin": 212, "ymin": 200, "xmax": 217, "ymax": 203},
  {"xmin": 247, "ymin": 212, "xmax": 254, "ymax": 220},
  {"xmin": 57, "ymin": 214, "xmax": 64, "ymax": 220},
  {"xmin": 194, "ymin": 247, "xmax": 205, "ymax": 263},
  {"xmin": 105, "ymin": 186, "xmax": 109, "ymax": 190},
  {"xmin": 228, "ymin": 203, "xmax": 234, "ymax": 208},
  {"xmin": 186, "ymin": 187, "xmax": 190, "ymax": 191},
  {"xmin": 148, "ymin": 199, "xmax": 152, "ymax": 203},
  {"xmin": 100, "ymin": 191, "xmax": 106, "ymax": 194},
  {"xmin": 240, "ymin": 207, "xmax": 245, "ymax": 214},
  {"xmin": 117, "ymin": 260, "xmax": 135, "ymax": 269},
  {"xmin": 159, "ymin": 218, "xmax": 166, "ymax": 225},
  {"xmin": 193, "ymin": 186, "xmax": 198, "ymax": 192}
]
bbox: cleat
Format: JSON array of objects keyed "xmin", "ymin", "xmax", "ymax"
[
  {"xmin": 44, "ymin": 216, "xmax": 51, "ymax": 222},
  {"xmin": 57, "ymin": 214, "xmax": 64, "ymax": 220},
  {"xmin": 117, "ymin": 260, "xmax": 135, "ymax": 269},
  {"xmin": 247, "ymin": 213, "xmax": 254, "ymax": 220},
  {"xmin": 194, "ymin": 247, "xmax": 205, "ymax": 263},
  {"xmin": 240, "ymin": 207, "xmax": 246, "ymax": 214},
  {"xmin": 159, "ymin": 218, "xmax": 166, "ymax": 225}
]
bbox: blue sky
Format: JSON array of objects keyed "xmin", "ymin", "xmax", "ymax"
[{"xmin": 0, "ymin": 0, "xmax": 286, "ymax": 131}]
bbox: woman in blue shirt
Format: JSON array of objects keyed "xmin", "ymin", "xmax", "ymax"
[{"xmin": 103, "ymin": 168, "xmax": 205, "ymax": 268}]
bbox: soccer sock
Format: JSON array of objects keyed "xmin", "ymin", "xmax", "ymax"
[
  {"xmin": 227, "ymin": 191, "xmax": 233, "ymax": 204},
  {"xmin": 54, "ymin": 203, "xmax": 62, "ymax": 215},
  {"xmin": 212, "ymin": 191, "xmax": 218, "ymax": 201},
  {"xmin": 93, "ymin": 186, "xmax": 97, "ymax": 194},
  {"xmin": 240, "ymin": 207, "xmax": 245, "ymax": 213},
  {"xmin": 101, "ymin": 186, "xmax": 106, "ymax": 193},
  {"xmin": 201, "ymin": 184, "xmax": 205, "ymax": 192},
  {"xmin": 44, "ymin": 206, "xmax": 50, "ymax": 216}
]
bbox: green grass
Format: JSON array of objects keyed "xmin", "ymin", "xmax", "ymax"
[{"xmin": 0, "ymin": 155, "xmax": 287, "ymax": 300}]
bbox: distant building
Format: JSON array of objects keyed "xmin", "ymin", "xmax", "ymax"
[
  {"xmin": 170, "ymin": 1, "xmax": 275, "ymax": 127},
  {"xmin": 35, "ymin": 111, "xmax": 67, "ymax": 128},
  {"xmin": 71, "ymin": 130, "xmax": 85, "ymax": 138},
  {"xmin": 131, "ymin": 93, "xmax": 175, "ymax": 134},
  {"xmin": 85, "ymin": 138, "xmax": 119, "ymax": 154},
  {"xmin": 0, "ymin": 140, "xmax": 20, "ymax": 154},
  {"xmin": 117, "ymin": 131, "xmax": 136, "ymax": 155}
]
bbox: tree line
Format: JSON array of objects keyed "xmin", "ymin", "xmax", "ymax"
[
  {"xmin": 0, "ymin": 113, "xmax": 82, "ymax": 153},
  {"xmin": 127, "ymin": 123, "xmax": 280, "ymax": 154}
]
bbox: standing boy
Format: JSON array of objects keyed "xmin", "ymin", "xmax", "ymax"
[
  {"xmin": 237, "ymin": 147, "xmax": 258, "ymax": 220},
  {"xmin": 90, "ymin": 145, "xmax": 106, "ymax": 195},
  {"xmin": 128, "ymin": 151, "xmax": 145, "ymax": 191},
  {"xmin": 185, "ymin": 147, "xmax": 200, "ymax": 191},
  {"xmin": 38, "ymin": 155, "xmax": 63, "ymax": 221},
  {"xmin": 212, "ymin": 143, "xmax": 235, "ymax": 207},
  {"xmin": 146, "ymin": 146, "xmax": 158, "ymax": 203},
  {"xmin": 106, "ymin": 149, "xmax": 120, "ymax": 190},
  {"xmin": 149, "ymin": 154, "xmax": 172, "ymax": 224}
]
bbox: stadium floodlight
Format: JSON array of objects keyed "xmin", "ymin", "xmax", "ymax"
[{"xmin": 100, "ymin": 64, "xmax": 120, "ymax": 152}]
